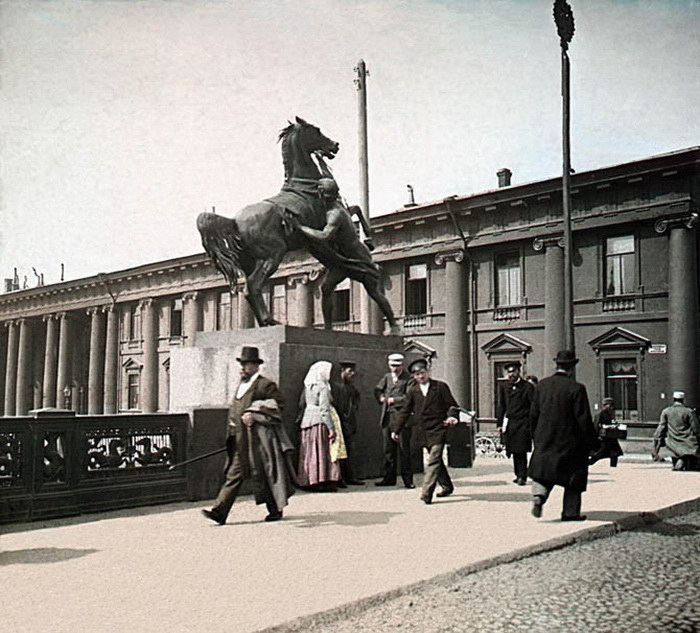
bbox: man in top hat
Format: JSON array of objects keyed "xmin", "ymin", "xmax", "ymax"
[
  {"xmin": 496, "ymin": 361, "xmax": 535, "ymax": 485},
  {"xmin": 653, "ymin": 391, "xmax": 700, "ymax": 471},
  {"xmin": 374, "ymin": 353, "xmax": 415, "ymax": 488},
  {"xmin": 528, "ymin": 350, "xmax": 599, "ymax": 521},
  {"xmin": 391, "ymin": 358, "xmax": 460, "ymax": 504},
  {"xmin": 589, "ymin": 396, "xmax": 624, "ymax": 467},
  {"xmin": 202, "ymin": 346, "xmax": 295, "ymax": 525},
  {"xmin": 331, "ymin": 360, "xmax": 364, "ymax": 485}
]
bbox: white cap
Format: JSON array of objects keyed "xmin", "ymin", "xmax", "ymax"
[
  {"xmin": 387, "ymin": 353, "xmax": 404, "ymax": 365},
  {"xmin": 672, "ymin": 390, "xmax": 685, "ymax": 400}
]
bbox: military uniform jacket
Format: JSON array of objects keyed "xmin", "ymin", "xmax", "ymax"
[
  {"xmin": 654, "ymin": 402, "xmax": 700, "ymax": 458},
  {"xmin": 331, "ymin": 380, "xmax": 360, "ymax": 438},
  {"xmin": 528, "ymin": 372, "xmax": 598, "ymax": 491},
  {"xmin": 374, "ymin": 370, "xmax": 413, "ymax": 428},
  {"xmin": 391, "ymin": 379, "xmax": 459, "ymax": 448},
  {"xmin": 496, "ymin": 378, "xmax": 535, "ymax": 454}
]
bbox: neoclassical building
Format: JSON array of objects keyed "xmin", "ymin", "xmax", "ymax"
[{"xmin": 1, "ymin": 146, "xmax": 698, "ymax": 432}]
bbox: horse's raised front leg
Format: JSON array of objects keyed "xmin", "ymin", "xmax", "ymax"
[
  {"xmin": 245, "ymin": 254, "xmax": 284, "ymax": 327},
  {"xmin": 320, "ymin": 267, "xmax": 347, "ymax": 329}
]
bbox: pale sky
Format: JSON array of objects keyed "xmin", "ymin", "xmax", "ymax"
[{"xmin": 1, "ymin": 0, "xmax": 698, "ymax": 286}]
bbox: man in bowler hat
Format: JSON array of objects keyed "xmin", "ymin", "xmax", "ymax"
[
  {"xmin": 496, "ymin": 361, "xmax": 535, "ymax": 485},
  {"xmin": 374, "ymin": 353, "xmax": 415, "ymax": 488},
  {"xmin": 391, "ymin": 358, "xmax": 460, "ymax": 504},
  {"xmin": 331, "ymin": 360, "xmax": 365, "ymax": 485},
  {"xmin": 528, "ymin": 350, "xmax": 599, "ymax": 521},
  {"xmin": 202, "ymin": 346, "xmax": 295, "ymax": 524}
]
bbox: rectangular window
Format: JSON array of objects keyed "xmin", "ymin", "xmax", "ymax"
[
  {"xmin": 271, "ymin": 284, "xmax": 287, "ymax": 322},
  {"xmin": 605, "ymin": 235, "xmax": 635, "ymax": 296},
  {"xmin": 217, "ymin": 291, "xmax": 232, "ymax": 331},
  {"xmin": 170, "ymin": 298, "xmax": 183, "ymax": 337},
  {"xmin": 129, "ymin": 305, "xmax": 141, "ymax": 341},
  {"xmin": 605, "ymin": 358, "xmax": 638, "ymax": 421},
  {"xmin": 405, "ymin": 263, "xmax": 428, "ymax": 315},
  {"xmin": 333, "ymin": 278, "xmax": 351, "ymax": 322},
  {"xmin": 127, "ymin": 373, "xmax": 140, "ymax": 410},
  {"xmin": 495, "ymin": 253, "xmax": 521, "ymax": 306},
  {"xmin": 493, "ymin": 361, "xmax": 511, "ymax": 418}
]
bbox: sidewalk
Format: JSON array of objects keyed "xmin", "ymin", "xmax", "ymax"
[{"xmin": 2, "ymin": 459, "xmax": 698, "ymax": 633}]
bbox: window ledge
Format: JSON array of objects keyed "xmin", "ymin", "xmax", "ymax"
[
  {"xmin": 493, "ymin": 307, "xmax": 521, "ymax": 321},
  {"xmin": 602, "ymin": 297, "xmax": 636, "ymax": 312}
]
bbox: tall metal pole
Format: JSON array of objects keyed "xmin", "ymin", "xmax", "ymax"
[
  {"xmin": 355, "ymin": 59, "xmax": 380, "ymax": 334},
  {"xmin": 554, "ymin": 0, "xmax": 575, "ymax": 352}
]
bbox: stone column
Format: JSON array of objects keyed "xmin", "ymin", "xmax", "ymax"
[
  {"xmin": 0, "ymin": 327, "xmax": 7, "ymax": 415},
  {"xmin": 87, "ymin": 307, "xmax": 106, "ymax": 414},
  {"xmin": 140, "ymin": 298, "xmax": 158, "ymax": 413},
  {"xmin": 656, "ymin": 214, "xmax": 699, "ymax": 406},
  {"xmin": 288, "ymin": 274, "xmax": 314, "ymax": 327},
  {"xmin": 534, "ymin": 236, "xmax": 565, "ymax": 370},
  {"xmin": 4, "ymin": 321, "xmax": 19, "ymax": 416},
  {"xmin": 436, "ymin": 250, "xmax": 469, "ymax": 408},
  {"xmin": 103, "ymin": 305, "xmax": 119, "ymax": 414},
  {"xmin": 237, "ymin": 287, "xmax": 255, "ymax": 329},
  {"xmin": 55, "ymin": 312, "xmax": 72, "ymax": 407},
  {"xmin": 361, "ymin": 294, "xmax": 383, "ymax": 335},
  {"xmin": 15, "ymin": 318, "xmax": 32, "ymax": 415},
  {"xmin": 42, "ymin": 315, "xmax": 59, "ymax": 408},
  {"xmin": 182, "ymin": 292, "xmax": 200, "ymax": 346}
]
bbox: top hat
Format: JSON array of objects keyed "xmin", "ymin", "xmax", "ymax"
[
  {"xmin": 553, "ymin": 350, "xmax": 578, "ymax": 366},
  {"xmin": 236, "ymin": 346, "xmax": 264, "ymax": 364},
  {"xmin": 408, "ymin": 358, "xmax": 429, "ymax": 374}
]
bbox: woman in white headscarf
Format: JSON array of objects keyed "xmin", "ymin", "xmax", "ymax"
[{"xmin": 297, "ymin": 360, "xmax": 343, "ymax": 491}]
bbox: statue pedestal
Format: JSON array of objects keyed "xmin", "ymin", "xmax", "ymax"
[{"xmin": 170, "ymin": 325, "xmax": 404, "ymax": 487}]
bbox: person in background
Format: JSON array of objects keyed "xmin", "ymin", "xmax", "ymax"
[
  {"xmin": 653, "ymin": 391, "xmax": 700, "ymax": 471},
  {"xmin": 374, "ymin": 353, "xmax": 415, "ymax": 489},
  {"xmin": 331, "ymin": 360, "xmax": 364, "ymax": 485},
  {"xmin": 297, "ymin": 360, "xmax": 343, "ymax": 491},
  {"xmin": 528, "ymin": 350, "xmax": 599, "ymax": 522},
  {"xmin": 202, "ymin": 346, "xmax": 292, "ymax": 525},
  {"xmin": 589, "ymin": 397, "xmax": 624, "ymax": 467},
  {"xmin": 496, "ymin": 361, "xmax": 535, "ymax": 486},
  {"xmin": 391, "ymin": 359, "xmax": 460, "ymax": 504}
]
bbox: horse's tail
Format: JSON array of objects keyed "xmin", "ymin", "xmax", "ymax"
[{"xmin": 197, "ymin": 212, "xmax": 244, "ymax": 289}]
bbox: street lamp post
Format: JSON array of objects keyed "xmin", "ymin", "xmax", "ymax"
[{"xmin": 554, "ymin": 0, "xmax": 575, "ymax": 353}]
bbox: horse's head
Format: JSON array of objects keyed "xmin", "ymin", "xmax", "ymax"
[{"xmin": 280, "ymin": 116, "xmax": 339, "ymax": 160}]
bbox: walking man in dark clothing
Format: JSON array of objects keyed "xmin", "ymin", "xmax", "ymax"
[
  {"xmin": 589, "ymin": 396, "xmax": 624, "ymax": 467},
  {"xmin": 528, "ymin": 350, "xmax": 599, "ymax": 522},
  {"xmin": 496, "ymin": 361, "xmax": 535, "ymax": 486},
  {"xmin": 391, "ymin": 359, "xmax": 460, "ymax": 504},
  {"xmin": 374, "ymin": 353, "xmax": 415, "ymax": 488},
  {"xmin": 331, "ymin": 360, "xmax": 365, "ymax": 485}
]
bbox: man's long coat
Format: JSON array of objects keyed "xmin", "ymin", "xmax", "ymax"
[
  {"xmin": 654, "ymin": 402, "xmax": 700, "ymax": 458},
  {"xmin": 497, "ymin": 378, "xmax": 535, "ymax": 454},
  {"xmin": 528, "ymin": 372, "xmax": 598, "ymax": 491}
]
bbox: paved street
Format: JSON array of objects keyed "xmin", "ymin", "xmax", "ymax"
[
  {"xmin": 1, "ymin": 458, "xmax": 698, "ymax": 633},
  {"xmin": 300, "ymin": 511, "xmax": 700, "ymax": 633}
]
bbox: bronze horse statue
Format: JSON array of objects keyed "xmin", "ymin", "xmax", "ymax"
[{"xmin": 197, "ymin": 117, "xmax": 397, "ymax": 331}]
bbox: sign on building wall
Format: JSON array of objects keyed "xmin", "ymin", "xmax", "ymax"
[{"xmin": 649, "ymin": 344, "xmax": 667, "ymax": 354}]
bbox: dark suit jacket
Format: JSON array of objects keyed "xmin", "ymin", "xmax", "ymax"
[
  {"xmin": 391, "ymin": 379, "xmax": 459, "ymax": 448},
  {"xmin": 528, "ymin": 371, "xmax": 598, "ymax": 491},
  {"xmin": 374, "ymin": 370, "xmax": 413, "ymax": 428},
  {"xmin": 331, "ymin": 379, "xmax": 360, "ymax": 437}
]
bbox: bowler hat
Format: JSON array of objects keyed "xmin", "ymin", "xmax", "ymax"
[
  {"xmin": 553, "ymin": 350, "xmax": 578, "ymax": 366},
  {"xmin": 408, "ymin": 358, "xmax": 429, "ymax": 374},
  {"xmin": 236, "ymin": 346, "xmax": 264, "ymax": 364}
]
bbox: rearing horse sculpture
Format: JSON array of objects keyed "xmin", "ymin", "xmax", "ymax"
[{"xmin": 197, "ymin": 117, "xmax": 397, "ymax": 332}]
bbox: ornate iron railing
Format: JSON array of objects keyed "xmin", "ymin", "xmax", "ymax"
[{"xmin": 0, "ymin": 412, "xmax": 188, "ymax": 524}]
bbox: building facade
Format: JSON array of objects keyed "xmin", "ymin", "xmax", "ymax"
[{"xmin": 1, "ymin": 147, "xmax": 698, "ymax": 430}]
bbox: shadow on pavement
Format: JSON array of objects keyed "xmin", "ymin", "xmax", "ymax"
[
  {"xmin": 642, "ymin": 521, "xmax": 700, "ymax": 537},
  {"xmin": 286, "ymin": 510, "xmax": 403, "ymax": 528},
  {"xmin": 464, "ymin": 492, "xmax": 531, "ymax": 503},
  {"xmin": 454, "ymin": 480, "xmax": 509, "ymax": 488},
  {"xmin": 0, "ymin": 547, "xmax": 99, "ymax": 566},
  {"xmin": 585, "ymin": 510, "xmax": 638, "ymax": 522}
]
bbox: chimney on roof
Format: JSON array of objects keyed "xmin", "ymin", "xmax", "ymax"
[
  {"xmin": 497, "ymin": 168, "xmax": 512, "ymax": 188},
  {"xmin": 404, "ymin": 184, "xmax": 417, "ymax": 207}
]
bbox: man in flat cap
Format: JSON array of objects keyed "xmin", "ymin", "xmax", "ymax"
[
  {"xmin": 331, "ymin": 360, "xmax": 364, "ymax": 485},
  {"xmin": 496, "ymin": 361, "xmax": 535, "ymax": 485},
  {"xmin": 374, "ymin": 353, "xmax": 415, "ymax": 488},
  {"xmin": 528, "ymin": 350, "xmax": 599, "ymax": 521},
  {"xmin": 391, "ymin": 359, "xmax": 460, "ymax": 503},
  {"xmin": 202, "ymin": 346, "xmax": 295, "ymax": 525},
  {"xmin": 589, "ymin": 396, "xmax": 624, "ymax": 467},
  {"xmin": 653, "ymin": 391, "xmax": 700, "ymax": 471}
]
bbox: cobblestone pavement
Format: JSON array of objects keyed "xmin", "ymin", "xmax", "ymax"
[{"xmin": 299, "ymin": 511, "xmax": 700, "ymax": 633}]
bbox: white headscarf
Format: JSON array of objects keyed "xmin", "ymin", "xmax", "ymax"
[{"xmin": 304, "ymin": 360, "xmax": 332, "ymax": 388}]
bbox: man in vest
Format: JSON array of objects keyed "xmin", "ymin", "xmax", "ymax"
[{"xmin": 202, "ymin": 346, "xmax": 294, "ymax": 524}]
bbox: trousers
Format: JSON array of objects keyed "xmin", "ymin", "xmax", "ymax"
[
  {"xmin": 531, "ymin": 478, "xmax": 581, "ymax": 518},
  {"xmin": 422, "ymin": 443, "xmax": 453, "ymax": 498}
]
